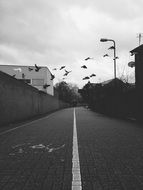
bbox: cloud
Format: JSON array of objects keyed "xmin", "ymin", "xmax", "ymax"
[
  {"xmin": 57, "ymin": 0, "xmax": 143, "ymax": 20},
  {"xmin": 91, "ymin": 0, "xmax": 143, "ymax": 20},
  {"xmin": 0, "ymin": 0, "xmax": 141, "ymax": 86}
]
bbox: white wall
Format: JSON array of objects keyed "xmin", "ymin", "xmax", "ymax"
[{"xmin": 0, "ymin": 65, "xmax": 54, "ymax": 95}]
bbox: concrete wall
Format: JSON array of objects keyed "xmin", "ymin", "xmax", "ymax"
[{"xmin": 0, "ymin": 71, "xmax": 68, "ymax": 127}]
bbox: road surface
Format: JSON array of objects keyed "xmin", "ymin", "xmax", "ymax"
[{"xmin": 0, "ymin": 107, "xmax": 143, "ymax": 190}]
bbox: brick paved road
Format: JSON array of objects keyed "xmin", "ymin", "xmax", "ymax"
[
  {"xmin": 0, "ymin": 108, "xmax": 73, "ymax": 190},
  {"xmin": 0, "ymin": 107, "xmax": 143, "ymax": 190},
  {"xmin": 76, "ymin": 107, "xmax": 143, "ymax": 190}
]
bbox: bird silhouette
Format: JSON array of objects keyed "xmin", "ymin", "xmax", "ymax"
[
  {"xmin": 43, "ymin": 84, "xmax": 50, "ymax": 89},
  {"xmin": 81, "ymin": 65, "xmax": 87, "ymax": 69},
  {"xmin": 113, "ymin": 56, "xmax": 119, "ymax": 60},
  {"xmin": 35, "ymin": 64, "xmax": 42, "ymax": 72},
  {"xmin": 63, "ymin": 70, "xmax": 72, "ymax": 76},
  {"xmin": 60, "ymin": 66, "xmax": 66, "ymax": 70},
  {"xmin": 90, "ymin": 74, "xmax": 96, "ymax": 77},
  {"xmin": 52, "ymin": 68, "xmax": 57, "ymax": 70},
  {"xmin": 103, "ymin": 54, "xmax": 109, "ymax": 57},
  {"xmin": 50, "ymin": 74, "xmax": 55, "ymax": 80},
  {"xmin": 65, "ymin": 69, "xmax": 71, "ymax": 73},
  {"xmin": 82, "ymin": 76, "xmax": 90, "ymax": 80},
  {"xmin": 63, "ymin": 73, "xmax": 67, "ymax": 76},
  {"xmin": 108, "ymin": 46, "xmax": 115, "ymax": 50},
  {"xmin": 28, "ymin": 67, "xmax": 33, "ymax": 71},
  {"xmin": 63, "ymin": 73, "xmax": 68, "ymax": 76},
  {"xmin": 85, "ymin": 57, "xmax": 93, "ymax": 61}
]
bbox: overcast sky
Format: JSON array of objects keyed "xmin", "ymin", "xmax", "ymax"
[{"xmin": 0, "ymin": 0, "xmax": 142, "ymax": 87}]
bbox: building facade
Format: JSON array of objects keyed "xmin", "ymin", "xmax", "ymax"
[
  {"xmin": 130, "ymin": 45, "xmax": 143, "ymax": 90},
  {"xmin": 130, "ymin": 45, "xmax": 143, "ymax": 121},
  {"xmin": 0, "ymin": 65, "xmax": 54, "ymax": 96}
]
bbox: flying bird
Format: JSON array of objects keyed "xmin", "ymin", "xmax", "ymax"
[
  {"xmin": 81, "ymin": 65, "xmax": 87, "ymax": 69},
  {"xmin": 113, "ymin": 56, "xmax": 119, "ymax": 60},
  {"xmin": 28, "ymin": 67, "xmax": 33, "ymax": 71},
  {"xmin": 63, "ymin": 73, "xmax": 68, "ymax": 76},
  {"xmin": 52, "ymin": 68, "xmax": 57, "ymax": 71},
  {"xmin": 90, "ymin": 74, "xmax": 96, "ymax": 77},
  {"xmin": 85, "ymin": 57, "xmax": 93, "ymax": 61},
  {"xmin": 103, "ymin": 54, "xmax": 109, "ymax": 57},
  {"xmin": 35, "ymin": 64, "xmax": 42, "ymax": 72},
  {"xmin": 82, "ymin": 76, "xmax": 90, "ymax": 80},
  {"xmin": 50, "ymin": 74, "xmax": 55, "ymax": 80},
  {"xmin": 60, "ymin": 66, "xmax": 66, "ymax": 70},
  {"xmin": 43, "ymin": 84, "xmax": 50, "ymax": 89},
  {"xmin": 63, "ymin": 70, "xmax": 72, "ymax": 76},
  {"xmin": 108, "ymin": 46, "xmax": 115, "ymax": 50}
]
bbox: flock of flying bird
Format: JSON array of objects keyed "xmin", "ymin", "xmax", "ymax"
[
  {"xmin": 52, "ymin": 56, "xmax": 97, "ymax": 82},
  {"xmin": 103, "ymin": 46, "xmax": 119, "ymax": 60},
  {"xmin": 52, "ymin": 46, "xmax": 119, "ymax": 83},
  {"xmin": 28, "ymin": 64, "xmax": 55, "ymax": 81},
  {"xmin": 12, "ymin": 64, "xmax": 55, "ymax": 89},
  {"xmin": 12, "ymin": 45, "xmax": 118, "ymax": 89}
]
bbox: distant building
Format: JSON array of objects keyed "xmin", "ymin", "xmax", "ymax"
[
  {"xmin": 0, "ymin": 65, "xmax": 54, "ymax": 96},
  {"xmin": 101, "ymin": 78, "xmax": 126, "ymax": 89}
]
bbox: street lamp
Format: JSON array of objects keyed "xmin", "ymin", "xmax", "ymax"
[{"xmin": 100, "ymin": 38, "xmax": 117, "ymax": 79}]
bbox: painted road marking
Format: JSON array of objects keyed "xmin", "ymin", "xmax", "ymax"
[{"xmin": 72, "ymin": 108, "xmax": 82, "ymax": 190}]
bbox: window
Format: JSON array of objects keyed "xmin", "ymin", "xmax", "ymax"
[
  {"xmin": 32, "ymin": 79, "xmax": 44, "ymax": 86},
  {"xmin": 19, "ymin": 79, "xmax": 31, "ymax": 84}
]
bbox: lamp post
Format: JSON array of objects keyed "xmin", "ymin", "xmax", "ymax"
[{"xmin": 100, "ymin": 38, "xmax": 117, "ymax": 79}]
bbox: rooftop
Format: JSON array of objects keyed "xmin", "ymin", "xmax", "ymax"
[{"xmin": 130, "ymin": 44, "xmax": 143, "ymax": 54}]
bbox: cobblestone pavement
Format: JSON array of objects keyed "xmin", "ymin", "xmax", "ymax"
[
  {"xmin": 76, "ymin": 107, "xmax": 143, "ymax": 190},
  {"xmin": 0, "ymin": 107, "xmax": 143, "ymax": 190},
  {"xmin": 0, "ymin": 108, "xmax": 73, "ymax": 190}
]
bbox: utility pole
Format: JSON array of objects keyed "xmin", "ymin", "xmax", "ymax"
[{"xmin": 137, "ymin": 33, "xmax": 143, "ymax": 46}]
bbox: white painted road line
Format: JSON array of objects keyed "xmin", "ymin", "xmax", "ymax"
[{"xmin": 72, "ymin": 108, "xmax": 82, "ymax": 190}]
